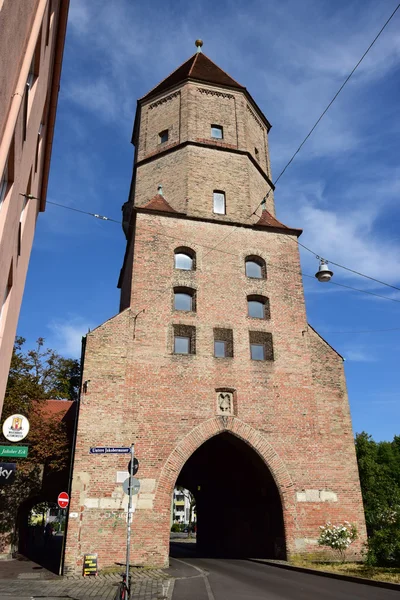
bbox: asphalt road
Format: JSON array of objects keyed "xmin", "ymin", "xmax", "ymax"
[{"xmin": 168, "ymin": 557, "xmax": 399, "ymax": 600}]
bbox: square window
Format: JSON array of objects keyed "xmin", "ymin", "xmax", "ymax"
[
  {"xmin": 213, "ymin": 191, "xmax": 225, "ymax": 215},
  {"xmin": 251, "ymin": 343, "xmax": 265, "ymax": 361},
  {"xmin": 211, "ymin": 125, "xmax": 223, "ymax": 139},
  {"xmin": 174, "ymin": 336, "xmax": 190, "ymax": 354},
  {"xmin": 159, "ymin": 129, "xmax": 169, "ymax": 144},
  {"xmin": 214, "ymin": 341, "xmax": 226, "ymax": 358}
]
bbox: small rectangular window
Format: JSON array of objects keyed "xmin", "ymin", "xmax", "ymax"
[
  {"xmin": 159, "ymin": 129, "xmax": 169, "ymax": 144},
  {"xmin": 255, "ymin": 147, "xmax": 259, "ymax": 161},
  {"xmin": 213, "ymin": 191, "xmax": 225, "ymax": 215},
  {"xmin": 211, "ymin": 125, "xmax": 223, "ymax": 139},
  {"xmin": 174, "ymin": 336, "xmax": 190, "ymax": 354},
  {"xmin": 213, "ymin": 328, "xmax": 233, "ymax": 358},
  {"xmin": 173, "ymin": 324, "xmax": 196, "ymax": 355},
  {"xmin": 249, "ymin": 331, "xmax": 274, "ymax": 361},
  {"xmin": 214, "ymin": 341, "xmax": 226, "ymax": 358},
  {"xmin": 250, "ymin": 344, "xmax": 264, "ymax": 361}
]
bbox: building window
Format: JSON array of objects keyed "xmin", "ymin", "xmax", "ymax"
[
  {"xmin": 245, "ymin": 255, "xmax": 266, "ymax": 279},
  {"xmin": 213, "ymin": 328, "xmax": 233, "ymax": 358},
  {"xmin": 174, "ymin": 247, "xmax": 195, "ymax": 270},
  {"xmin": 211, "ymin": 125, "xmax": 223, "ymax": 139},
  {"xmin": 0, "ymin": 140, "xmax": 14, "ymax": 211},
  {"xmin": 0, "ymin": 159, "xmax": 9, "ymax": 209},
  {"xmin": 255, "ymin": 147, "xmax": 259, "ymax": 161},
  {"xmin": 213, "ymin": 191, "xmax": 226, "ymax": 215},
  {"xmin": 173, "ymin": 324, "xmax": 196, "ymax": 355},
  {"xmin": 0, "ymin": 263, "xmax": 13, "ymax": 326},
  {"xmin": 159, "ymin": 129, "xmax": 169, "ymax": 144},
  {"xmin": 247, "ymin": 295, "xmax": 270, "ymax": 319},
  {"xmin": 249, "ymin": 331, "xmax": 274, "ymax": 361},
  {"xmin": 174, "ymin": 287, "xmax": 196, "ymax": 312}
]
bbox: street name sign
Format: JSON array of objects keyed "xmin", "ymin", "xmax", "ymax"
[
  {"xmin": 0, "ymin": 445, "xmax": 28, "ymax": 458},
  {"xmin": 90, "ymin": 447, "xmax": 131, "ymax": 454}
]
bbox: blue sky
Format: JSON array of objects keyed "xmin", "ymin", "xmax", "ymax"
[{"xmin": 18, "ymin": 0, "xmax": 400, "ymax": 441}]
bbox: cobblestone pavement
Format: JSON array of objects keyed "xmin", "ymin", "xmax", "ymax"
[
  {"xmin": 0, "ymin": 576, "xmax": 173, "ymax": 600},
  {"xmin": 0, "ymin": 568, "xmax": 173, "ymax": 600}
]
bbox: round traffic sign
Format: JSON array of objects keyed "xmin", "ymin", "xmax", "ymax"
[
  {"xmin": 58, "ymin": 492, "xmax": 69, "ymax": 509},
  {"xmin": 122, "ymin": 477, "xmax": 140, "ymax": 496},
  {"xmin": 128, "ymin": 457, "xmax": 139, "ymax": 476}
]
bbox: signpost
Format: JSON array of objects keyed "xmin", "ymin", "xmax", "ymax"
[
  {"xmin": 58, "ymin": 492, "xmax": 69, "ymax": 509},
  {"xmin": 0, "ymin": 445, "xmax": 28, "ymax": 458},
  {"xmin": 89, "ymin": 447, "xmax": 130, "ymax": 454},
  {"xmin": 125, "ymin": 444, "xmax": 135, "ymax": 593}
]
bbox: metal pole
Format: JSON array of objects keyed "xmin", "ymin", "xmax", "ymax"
[{"xmin": 125, "ymin": 443, "xmax": 135, "ymax": 591}]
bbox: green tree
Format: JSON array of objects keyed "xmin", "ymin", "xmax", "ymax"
[
  {"xmin": 355, "ymin": 432, "xmax": 400, "ymax": 566},
  {"xmin": 0, "ymin": 337, "xmax": 80, "ymax": 553}
]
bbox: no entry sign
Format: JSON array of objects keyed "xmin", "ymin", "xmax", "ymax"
[{"xmin": 58, "ymin": 491, "xmax": 69, "ymax": 509}]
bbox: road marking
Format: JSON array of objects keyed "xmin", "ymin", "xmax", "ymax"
[{"xmin": 172, "ymin": 558, "xmax": 215, "ymax": 600}]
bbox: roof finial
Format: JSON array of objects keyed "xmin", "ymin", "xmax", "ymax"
[
  {"xmin": 157, "ymin": 184, "xmax": 163, "ymax": 196},
  {"xmin": 195, "ymin": 39, "xmax": 203, "ymax": 53}
]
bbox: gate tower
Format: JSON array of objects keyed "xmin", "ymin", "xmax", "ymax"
[{"xmin": 64, "ymin": 43, "xmax": 366, "ymax": 573}]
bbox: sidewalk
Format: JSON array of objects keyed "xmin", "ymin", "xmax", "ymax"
[{"xmin": 0, "ymin": 556, "xmax": 172, "ymax": 600}]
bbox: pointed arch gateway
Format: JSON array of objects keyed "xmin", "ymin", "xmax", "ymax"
[{"xmin": 157, "ymin": 417, "xmax": 296, "ymax": 559}]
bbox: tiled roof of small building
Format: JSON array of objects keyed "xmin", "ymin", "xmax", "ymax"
[
  {"xmin": 140, "ymin": 194, "xmax": 180, "ymax": 214},
  {"xmin": 141, "ymin": 52, "xmax": 245, "ymax": 101}
]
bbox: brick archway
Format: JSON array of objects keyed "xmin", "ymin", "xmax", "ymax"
[{"xmin": 155, "ymin": 416, "xmax": 295, "ymax": 513}]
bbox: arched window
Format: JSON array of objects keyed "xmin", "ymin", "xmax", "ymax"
[
  {"xmin": 247, "ymin": 295, "xmax": 270, "ymax": 319},
  {"xmin": 174, "ymin": 247, "xmax": 196, "ymax": 271},
  {"xmin": 174, "ymin": 287, "xmax": 196, "ymax": 312},
  {"xmin": 245, "ymin": 255, "xmax": 266, "ymax": 279}
]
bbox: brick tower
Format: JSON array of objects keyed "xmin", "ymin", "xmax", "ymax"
[{"xmin": 64, "ymin": 44, "xmax": 366, "ymax": 573}]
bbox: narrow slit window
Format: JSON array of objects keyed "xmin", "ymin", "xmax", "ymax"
[
  {"xmin": 213, "ymin": 191, "xmax": 225, "ymax": 215},
  {"xmin": 0, "ymin": 159, "xmax": 9, "ymax": 208}
]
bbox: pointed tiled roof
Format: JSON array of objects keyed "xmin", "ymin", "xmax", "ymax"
[
  {"xmin": 141, "ymin": 52, "xmax": 245, "ymax": 101},
  {"xmin": 255, "ymin": 210, "xmax": 303, "ymax": 236},
  {"xmin": 140, "ymin": 194, "xmax": 179, "ymax": 214}
]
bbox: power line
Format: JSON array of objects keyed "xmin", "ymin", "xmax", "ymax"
[
  {"xmin": 250, "ymin": 2, "xmax": 400, "ymax": 219},
  {"xmin": 42, "ymin": 196, "xmax": 400, "ymax": 305},
  {"xmin": 290, "ymin": 238, "xmax": 400, "ymax": 293},
  {"xmin": 302, "ymin": 273, "xmax": 400, "ymax": 303}
]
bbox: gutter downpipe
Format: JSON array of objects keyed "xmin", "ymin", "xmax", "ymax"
[{"xmin": 0, "ymin": 0, "xmax": 47, "ymax": 177}]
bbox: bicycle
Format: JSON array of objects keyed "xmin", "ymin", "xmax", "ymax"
[{"xmin": 116, "ymin": 573, "xmax": 130, "ymax": 600}]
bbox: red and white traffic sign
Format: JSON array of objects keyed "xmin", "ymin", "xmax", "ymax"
[{"xmin": 58, "ymin": 492, "xmax": 69, "ymax": 509}]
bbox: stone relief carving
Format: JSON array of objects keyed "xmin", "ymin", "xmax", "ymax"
[
  {"xmin": 217, "ymin": 392, "xmax": 233, "ymax": 415},
  {"xmin": 197, "ymin": 87, "xmax": 234, "ymax": 100},
  {"xmin": 149, "ymin": 91, "xmax": 180, "ymax": 110}
]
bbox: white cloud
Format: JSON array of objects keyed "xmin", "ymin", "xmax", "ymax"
[
  {"xmin": 47, "ymin": 317, "xmax": 93, "ymax": 358},
  {"xmin": 344, "ymin": 348, "xmax": 377, "ymax": 362}
]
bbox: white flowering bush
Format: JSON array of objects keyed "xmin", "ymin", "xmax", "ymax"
[{"xmin": 318, "ymin": 521, "xmax": 358, "ymax": 562}]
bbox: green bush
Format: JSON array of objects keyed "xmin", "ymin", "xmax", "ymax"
[
  {"xmin": 171, "ymin": 523, "xmax": 180, "ymax": 532},
  {"xmin": 366, "ymin": 527, "xmax": 400, "ymax": 566}
]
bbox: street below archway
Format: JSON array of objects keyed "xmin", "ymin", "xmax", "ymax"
[{"xmin": 168, "ymin": 556, "xmax": 399, "ymax": 600}]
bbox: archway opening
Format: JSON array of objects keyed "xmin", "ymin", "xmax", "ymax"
[{"xmin": 171, "ymin": 432, "xmax": 286, "ymax": 559}]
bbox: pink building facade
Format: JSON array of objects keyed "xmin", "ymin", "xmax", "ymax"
[{"xmin": 0, "ymin": 0, "xmax": 69, "ymax": 416}]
